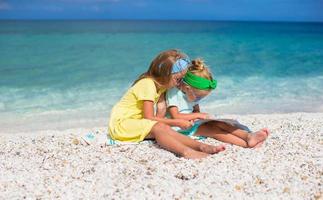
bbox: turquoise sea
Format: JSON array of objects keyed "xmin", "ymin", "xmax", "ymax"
[{"xmin": 1, "ymin": 20, "xmax": 323, "ymax": 133}]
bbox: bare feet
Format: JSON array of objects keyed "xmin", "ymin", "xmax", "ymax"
[
  {"xmin": 182, "ymin": 148, "xmax": 209, "ymax": 159},
  {"xmin": 253, "ymin": 128, "xmax": 271, "ymax": 148},
  {"xmin": 199, "ymin": 143, "xmax": 226, "ymax": 154},
  {"xmin": 253, "ymin": 141, "xmax": 263, "ymax": 148},
  {"xmin": 247, "ymin": 130, "xmax": 268, "ymax": 148}
]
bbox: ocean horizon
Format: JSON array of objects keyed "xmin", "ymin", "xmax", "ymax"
[{"xmin": 1, "ymin": 20, "xmax": 323, "ymax": 133}]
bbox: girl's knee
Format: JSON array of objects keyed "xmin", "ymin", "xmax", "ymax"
[{"xmin": 151, "ymin": 122, "xmax": 171, "ymax": 134}]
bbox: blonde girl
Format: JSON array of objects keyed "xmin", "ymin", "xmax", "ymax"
[
  {"xmin": 108, "ymin": 50, "xmax": 226, "ymax": 159},
  {"xmin": 166, "ymin": 59, "xmax": 269, "ymax": 148}
]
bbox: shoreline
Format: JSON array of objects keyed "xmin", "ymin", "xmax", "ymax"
[
  {"xmin": 0, "ymin": 112, "xmax": 322, "ymax": 199},
  {"xmin": 1, "ymin": 111, "xmax": 322, "ymax": 135}
]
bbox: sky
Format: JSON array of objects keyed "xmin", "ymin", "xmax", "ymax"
[{"xmin": 0, "ymin": 0, "xmax": 323, "ymax": 22}]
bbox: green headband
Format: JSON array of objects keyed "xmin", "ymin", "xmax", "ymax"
[{"xmin": 183, "ymin": 71, "xmax": 217, "ymax": 90}]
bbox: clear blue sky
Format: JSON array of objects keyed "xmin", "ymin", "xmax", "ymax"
[{"xmin": 0, "ymin": 0, "xmax": 322, "ymax": 22}]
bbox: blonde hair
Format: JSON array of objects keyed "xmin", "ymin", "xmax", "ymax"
[
  {"xmin": 188, "ymin": 58, "xmax": 213, "ymax": 81},
  {"xmin": 133, "ymin": 49, "xmax": 187, "ymax": 89}
]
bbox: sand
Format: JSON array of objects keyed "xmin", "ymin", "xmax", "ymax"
[{"xmin": 0, "ymin": 112, "xmax": 322, "ymax": 199}]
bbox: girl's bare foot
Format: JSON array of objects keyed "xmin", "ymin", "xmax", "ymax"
[
  {"xmin": 247, "ymin": 130, "xmax": 268, "ymax": 148},
  {"xmin": 182, "ymin": 148, "xmax": 209, "ymax": 159},
  {"xmin": 253, "ymin": 141, "xmax": 263, "ymax": 148},
  {"xmin": 199, "ymin": 143, "xmax": 226, "ymax": 154},
  {"xmin": 253, "ymin": 128, "xmax": 270, "ymax": 148}
]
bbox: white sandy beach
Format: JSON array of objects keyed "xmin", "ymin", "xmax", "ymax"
[{"xmin": 0, "ymin": 112, "xmax": 322, "ymax": 199}]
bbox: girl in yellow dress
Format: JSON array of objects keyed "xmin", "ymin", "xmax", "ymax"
[{"xmin": 108, "ymin": 49, "xmax": 225, "ymax": 159}]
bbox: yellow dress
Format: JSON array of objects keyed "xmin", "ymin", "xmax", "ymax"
[{"xmin": 108, "ymin": 78, "xmax": 165, "ymax": 142}]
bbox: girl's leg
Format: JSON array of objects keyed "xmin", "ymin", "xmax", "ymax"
[
  {"xmin": 195, "ymin": 121, "xmax": 268, "ymax": 148},
  {"xmin": 195, "ymin": 123, "xmax": 248, "ymax": 148},
  {"xmin": 214, "ymin": 121, "xmax": 269, "ymax": 147},
  {"xmin": 161, "ymin": 125, "xmax": 226, "ymax": 154},
  {"xmin": 215, "ymin": 121, "xmax": 270, "ymax": 137},
  {"xmin": 147, "ymin": 122, "xmax": 225, "ymax": 159},
  {"xmin": 148, "ymin": 123, "xmax": 208, "ymax": 159}
]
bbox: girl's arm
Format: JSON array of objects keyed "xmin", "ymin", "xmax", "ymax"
[
  {"xmin": 193, "ymin": 104, "xmax": 215, "ymax": 119},
  {"xmin": 155, "ymin": 93, "xmax": 167, "ymax": 118},
  {"xmin": 143, "ymin": 100, "xmax": 192, "ymax": 129},
  {"xmin": 168, "ymin": 105, "xmax": 208, "ymax": 121}
]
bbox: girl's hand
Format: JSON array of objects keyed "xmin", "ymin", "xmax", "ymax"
[
  {"xmin": 175, "ymin": 119, "xmax": 193, "ymax": 130},
  {"xmin": 196, "ymin": 113, "xmax": 210, "ymax": 120}
]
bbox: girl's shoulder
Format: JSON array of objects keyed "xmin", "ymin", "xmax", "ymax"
[
  {"xmin": 132, "ymin": 77, "xmax": 158, "ymax": 94},
  {"xmin": 166, "ymin": 87, "xmax": 185, "ymax": 101},
  {"xmin": 167, "ymin": 87, "xmax": 182, "ymax": 96},
  {"xmin": 134, "ymin": 77, "xmax": 155, "ymax": 86}
]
